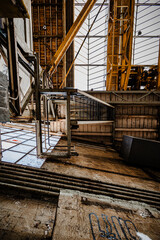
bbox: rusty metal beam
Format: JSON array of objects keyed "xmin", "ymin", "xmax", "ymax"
[
  {"xmin": 66, "ymin": 0, "xmax": 75, "ymax": 88},
  {"xmin": 48, "ymin": 0, "xmax": 97, "ymax": 77}
]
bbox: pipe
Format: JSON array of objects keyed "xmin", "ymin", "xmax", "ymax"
[
  {"xmin": 0, "ymin": 168, "xmax": 160, "ymax": 202},
  {"xmin": 0, "ymin": 182, "xmax": 59, "ymax": 197}
]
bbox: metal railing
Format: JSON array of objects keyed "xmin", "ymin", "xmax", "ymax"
[
  {"xmin": 70, "ymin": 90, "xmax": 114, "ymax": 121},
  {"xmin": 36, "ymin": 87, "xmax": 114, "ymax": 157}
]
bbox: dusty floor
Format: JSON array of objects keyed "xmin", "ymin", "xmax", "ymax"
[
  {"xmin": 53, "ymin": 190, "xmax": 160, "ymax": 240},
  {"xmin": 0, "ymin": 193, "xmax": 57, "ymax": 240},
  {"xmin": 43, "ymin": 140, "xmax": 160, "ymax": 192},
  {"xmin": 0, "ymin": 139, "xmax": 160, "ymax": 239}
]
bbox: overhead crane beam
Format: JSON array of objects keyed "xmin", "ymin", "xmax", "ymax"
[{"xmin": 48, "ymin": 0, "xmax": 97, "ymax": 78}]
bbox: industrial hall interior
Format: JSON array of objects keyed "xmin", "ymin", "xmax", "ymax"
[{"xmin": 0, "ymin": 0, "xmax": 160, "ymax": 239}]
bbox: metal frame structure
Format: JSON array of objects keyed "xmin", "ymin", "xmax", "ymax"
[
  {"xmin": 74, "ymin": 0, "xmax": 160, "ymax": 91},
  {"xmin": 48, "ymin": 0, "xmax": 97, "ymax": 77},
  {"xmin": 36, "ymin": 88, "xmax": 73, "ymax": 157},
  {"xmin": 0, "ymin": 25, "xmax": 35, "ymax": 116},
  {"xmin": 31, "ymin": 0, "xmax": 160, "ymax": 91},
  {"xmin": 31, "ymin": 0, "xmax": 65, "ymax": 88},
  {"xmin": 35, "ymin": 83, "xmax": 114, "ymax": 157},
  {"xmin": 106, "ymin": 0, "xmax": 135, "ymax": 91},
  {"xmin": 75, "ymin": 0, "xmax": 108, "ymax": 90}
]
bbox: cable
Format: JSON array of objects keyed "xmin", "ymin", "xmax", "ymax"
[
  {"xmin": 89, "ymin": 68, "xmax": 106, "ymax": 76},
  {"xmin": 60, "ymin": 0, "xmax": 106, "ymax": 88},
  {"xmin": 89, "ymin": 80, "xmax": 106, "ymax": 86},
  {"xmin": 90, "ymin": 46, "xmax": 107, "ymax": 55},
  {"xmin": 9, "ymin": 95, "xmax": 19, "ymax": 100},
  {"xmin": 138, "ymin": 20, "xmax": 160, "ymax": 32},
  {"xmin": 136, "ymin": 56, "xmax": 158, "ymax": 64},
  {"xmin": 135, "ymin": 36, "xmax": 158, "ymax": 45},
  {"xmin": 137, "ymin": 7, "xmax": 160, "ymax": 21},
  {"xmin": 138, "ymin": 0, "xmax": 160, "ymax": 14},
  {"xmin": 135, "ymin": 44, "xmax": 159, "ymax": 55},
  {"xmin": 89, "ymin": 74, "xmax": 107, "ymax": 81},
  {"xmin": 89, "ymin": 51, "xmax": 107, "ymax": 60},
  {"xmin": 90, "ymin": 6, "xmax": 107, "ymax": 20},
  {"xmin": 135, "ymin": 39, "xmax": 158, "ymax": 50},
  {"xmin": 134, "ymin": 50, "xmax": 158, "ymax": 60},
  {"xmin": 75, "ymin": 68, "xmax": 86, "ymax": 75},
  {"xmin": 90, "ymin": 55, "xmax": 107, "ymax": 65}
]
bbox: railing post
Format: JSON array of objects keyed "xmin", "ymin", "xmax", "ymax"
[
  {"xmin": 66, "ymin": 91, "xmax": 71, "ymax": 156},
  {"xmin": 112, "ymin": 107, "xmax": 116, "ymax": 146},
  {"xmin": 35, "ymin": 53, "xmax": 42, "ymax": 156}
]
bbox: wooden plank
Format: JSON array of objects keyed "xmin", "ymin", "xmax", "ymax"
[
  {"xmin": 115, "ymin": 128, "xmax": 157, "ymax": 132},
  {"xmin": 71, "ymin": 132, "xmax": 112, "ymax": 136},
  {"xmin": 77, "ymin": 121, "xmax": 113, "ymax": 125}
]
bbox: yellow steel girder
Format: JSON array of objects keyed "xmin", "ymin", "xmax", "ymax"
[
  {"xmin": 106, "ymin": 0, "xmax": 135, "ymax": 91},
  {"xmin": 48, "ymin": 0, "xmax": 97, "ymax": 78}
]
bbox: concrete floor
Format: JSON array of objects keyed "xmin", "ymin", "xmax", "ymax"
[
  {"xmin": 0, "ymin": 139, "xmax": 160, "ymax": 239},
  {"xmin": 0, "ymin": 193, "xmax": 57, "ymax": 240},
  {"xmin": 43, "ymin": 140, "xmax": 160, "ymax": 192},
  {"xmin": 53, "ymin": 190, "xmax": 160, "ymax": 240}
]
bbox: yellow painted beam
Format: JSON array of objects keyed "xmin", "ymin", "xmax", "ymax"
[
  {"xmin": 48, "ymin": 0, "xmax": 97, "ymax": 77},
  {"xmin": 123, "ymin": 0, "xmax": 135, "ymax": 91},
  {"xmin": 106, "ymin": 0, "xmax": 135, "ymax": 91}
]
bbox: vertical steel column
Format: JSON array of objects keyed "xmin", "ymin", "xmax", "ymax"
[
  {"xmin": 63, "ymin": 0, "xmax": 66, "ymax": 87},
  {"xmin": 122, "ymin": 0, "xmax": 135, "ymax": 91},
  {"xmin": 106, "ymin": 0, "xmax": 119, "ymax": 91},
  {"xmin": 133, "ymin": 0, "xmax": 139, "ymax": 65},
  {"xmin": 35, "ymin": 53, "xmax": 42, "ymax": 156},
  {"xmin": 56, "ymin": 0, "xmax": 58, "ymax": 87},
  {"xmin": 66, "ymin": 91, "xmax": 71, "ymax": 156},
  {"xmin": 106, "ymin": 0, "xmax": 135, "ymax": 91},
  {"xmin": 112, "ymin": 107, "xmax": 116, "ymax": 146},
  {"xmin": 66, "ymin": 0, "xmax": 74, "ymax": 87},
  {"xmin": 7, "ymin": 18, "xmax": 20, "ymax": 115}
]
